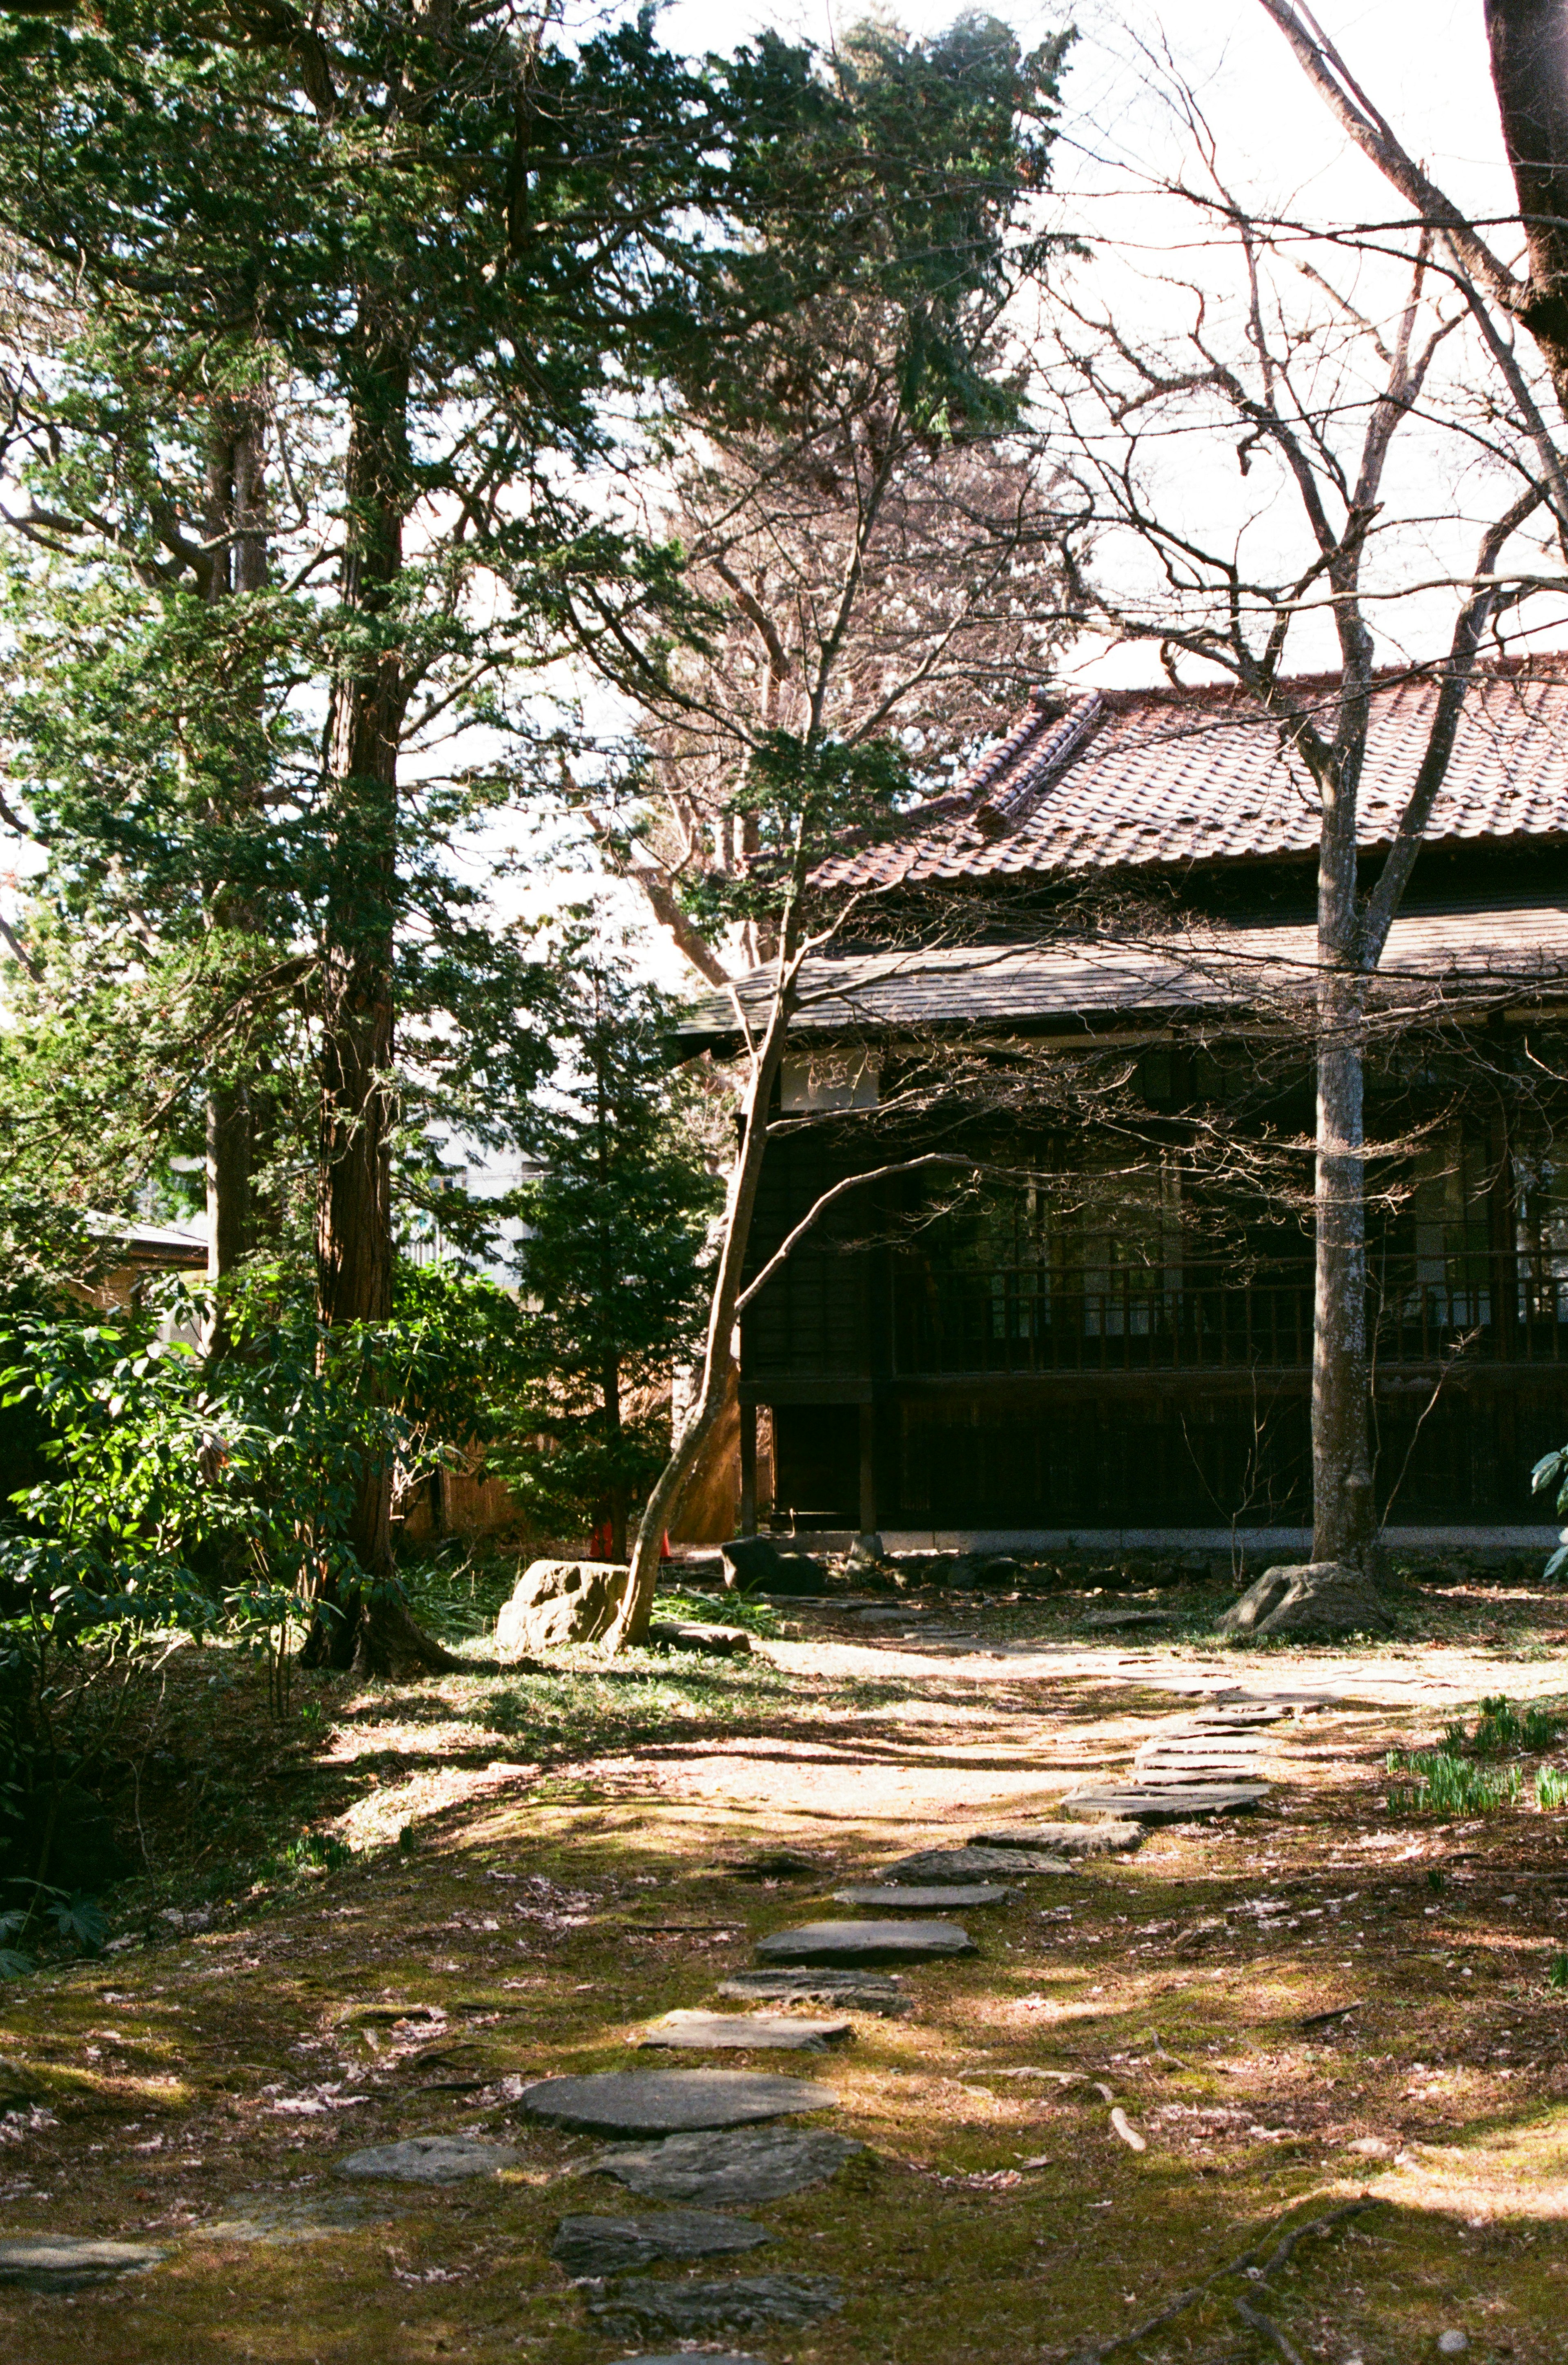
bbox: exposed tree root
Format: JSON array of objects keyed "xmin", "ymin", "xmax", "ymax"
[
  {"xmin": 1234, "ymin": 2296, "xmax": 1307, "ymax": 2365},
  {"xmin": 1071, "ymin": 2197, "xmax": 1380, "ymax": 2364}
]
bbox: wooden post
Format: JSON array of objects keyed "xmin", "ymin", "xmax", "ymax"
[
  {"xmin": 858, "ymin": 1400, "xmax": 877, "ymax": 1537},
  {"xmin": 739, "ymin": 1399, "xmax": 757, "ymax": 1536}
]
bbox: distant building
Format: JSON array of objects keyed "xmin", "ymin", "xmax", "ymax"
[{"xmin": 683, "ymin": 659, "xmax": 1568, "ymax": 1550}]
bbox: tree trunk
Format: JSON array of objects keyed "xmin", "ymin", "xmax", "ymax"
[
  {"xmin": 1312, "ymin": 972, "xmax": 1374, "ymax": 1565},
  {"xmin": 202, "ymin": 395, "xmax": 270, "ymax": 1333},
  {"xmin": 604, "ymin": 967, "xmax": 797, "ymax": 1648},
  {"xmin": 603, "ymin": 1351, "xmax": 627, "ymax": 1563},
  {"xmin": 1486, "ymin": 0, "xmax": 1568, "ymax": 399},
  {"xmin": 305, "ymin": 327, "xmax": 459, "ymax": 1679}
]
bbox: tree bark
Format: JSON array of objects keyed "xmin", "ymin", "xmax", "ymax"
[
  {"xmin": 1486, "ymin": 0, "xmax": 1568, "ymax": 394},
  {"xmin": 305, "ymin": 323, "xmax": 460, "ymax": 1678},
  {"xmin": 202, "ymin": 397, "xmax": 268, "ymax": 1301},
  {"xmin": 1312, "ymin": 972, "xmax": 1374, "ymax": 1565},
  {"xmin": 604, "ymin": 964, "xmax": 797, "ymax": 1647}
]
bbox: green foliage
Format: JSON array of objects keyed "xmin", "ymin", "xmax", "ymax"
[
  {"xmin": 1445, "ymin": 1694, "xmax": 1568, "ymax": 1757},
  {"xmin": 1537, "ymin": 1765, "xmax": 1568, "ymax": 1809},
  {"xmin": 1384, "ymin": 1748, "xmax": 1520, "ymax": 1816},
  {"xmin": 495, "ymin": 931, "xmax": 718, "ymax": 1548},
  {"xmin": 1548, "ymin": 1951, "xmax": 1568, "ymax": 1991}
]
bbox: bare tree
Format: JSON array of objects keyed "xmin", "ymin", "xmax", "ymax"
[{"xmin": 1040, "ymin": 55, "xmax": 1568, "ymax": 1578}]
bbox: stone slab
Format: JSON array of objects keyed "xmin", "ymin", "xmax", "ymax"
[
  {"xmin": 0, "ymin": 2235, "xmax": 167, "ymax": 2292},
  {"xmin": 1132, "ymin": 1763, "xmax": 1263, "ymax": 1785},
  {"xmin": 335, "ymin": 2135, "xmax": 519, "ymax": 2184},
  {"xmin": 603, "ymin": 2356, "xmax": 766, "ymax": 2365},
  {"xmin": 831, "ymin": 1883, "xmax": 1012, "ymax": 1909},
  {"xmin": 1061, "ymin": 1785, "xmax": 1269, "ymax": 1824},
  {"xmin": 647, "ymin": 1621, "xmax": 752, "ymax": 1658},
  {"xmin": 637, "ymin": 2009, "xmax": 852, "ymax": 2051},
  {"xmin": 589, "ymin": 2272, "xmax": 843, "ymax": 2336},
  {"xmin": 755, "ymin": 1919, "xmax": 974, "ymax": 1966},
  {"xmin": 883, "ymin": 1845, "xmax": 1071, "ymax": 1880},
  {"xmin": 590, "ymin": 2125, "xmax": 865, "ymax": 2205},
  {"xmin": 716, "ymin": 1968, "xmax": 910, "ymax": 2017},
  {"xmin": 552, "ymin": 2209, "xmax": 770, "ymax": 2278},
  {"xmin": 201, "ymin": 2196, "xmax": 388, "ymax": 2245},
  {"xmin": 970, "ymin": 1823, "xmax": 1144, "ymax": 1856},
  {"xmin": 523, "ymin": 2069, "xmax": 835, "ymax": 2135}
]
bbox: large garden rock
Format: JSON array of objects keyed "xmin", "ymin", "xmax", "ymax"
[
  {"xmin": 1218, "ymin": 1562, "xmax": 1394, "ymax": 1640},
  {"xmin": 720, "ymin": 1537, "xmax": 826, "ymax": 1595},
  {"xmin": 495, "ymin": 1560, "xmax": 629, "ymax": 1654}
]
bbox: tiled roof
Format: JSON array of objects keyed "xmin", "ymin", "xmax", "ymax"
[
  {"xmin": 679, "ymin": 900, "xmax": 1568, "ymax": 1045},
  {"xmin": 815, "ymin": 658, "xmax": 1568, "ymax": 892}
]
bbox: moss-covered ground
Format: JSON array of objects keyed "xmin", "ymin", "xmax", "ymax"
[{"xmin": 4, "ymin": 1565, "xmax": 1568, "ymax": 2361}]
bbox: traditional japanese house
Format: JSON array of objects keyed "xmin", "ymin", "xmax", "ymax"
[{"xmin": 680, "ymin": 659, "xmax": 1568, "ymax": 1549}]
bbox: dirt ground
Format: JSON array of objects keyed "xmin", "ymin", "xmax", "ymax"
[{"xmin": 3, "ymin": 1578, "xmax": 1568, "ymax": 2363}]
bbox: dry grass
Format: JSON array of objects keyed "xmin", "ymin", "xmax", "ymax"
[{"xmin": 2, "ymin": 1574, "xmax": 1568, "ymax": 2361}]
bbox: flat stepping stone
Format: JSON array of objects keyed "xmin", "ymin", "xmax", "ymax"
[
  {"xmin": 589, "ymin": 2271, "xmax": 843, "ymax": 2337},
  {"xmin": 883, "ymin": 1845, "xmax": 1071, "ymax": 1879},
  {"xmin": 523, "ymin": 2069, "xmax": 835, "ymax": 2135},
  {"xmin": 1083, "ymin": 1608, "xmax": 1180, "ymax": 1629},
  {"xmin": 637, "ymin": 2009, "xmax": 852, "ymax": 2051},
  {"xmin": 647, "ymin": 1621, "xmax": 752, "ymax": 1658},
  {"xmin": 335, "ymin": 2135, "xmax": 519, "ymax": 2184},
  {"xmin": 0, "ymin": 2235, "xmax": 167, "ymax": 2292},
  {"xmin": 552, "ymin": 2208, "xmax": 769, "ymax": 2277},
  {"xmin": 755, "ymin": 1919, "xmax": 974, "ymax": 1966},
  {"xmin": 202, "ymin": 2196, "xmax": 386, "ymax": 2244},
  {"xmin": 971, "ymin": 1822, "xmax": 1144, "ymax": 1856},
  {"xmin": 831, "ymin": 1883, "xmax": 1012, "ymax": 1909},
  {"xmin": 604, "ymin": 2356, "xmax": 766, "ymax": 2365},
  {"xmin": 1061, "ymin": 1784, "xmax": 1269, "ymax": 1823},
  {"xmin": 590, "ymin": 2125, "xmax": 865, "ymax": 2204},
  {"xmin": 717, "ymin": 1968, "xmax": 910, "ymax": 2017}
]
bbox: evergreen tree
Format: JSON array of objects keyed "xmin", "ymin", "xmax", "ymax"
[{"xmin": 505, "ymin": 934, "xmax": 718, "ymax": 1563}]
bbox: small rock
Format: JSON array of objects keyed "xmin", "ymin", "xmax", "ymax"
[
  {"xmin": 755, "ymin": 1919, "xmax": 975, "ymax": 1966},
  {"xmin": 495, "ymin": 1559, "xmax": 629, "ymax": 1654},
  {"xmin": 551, "ymin": 2209, "xmax": 770, "ymax": 2278},
  {"xmin": 1436, "ymin": 2334, "xmax": 1469, "ymax": 2356},
  {"xmin": 589, "ymin": 2271, "xmax": 843, "ymax": 2336},
  {"xmin": 636, "ymin": 2011, "xmax": 853, "ymax": 2051},
  {"xmin": 522, "ymin": 2069, "xmax": 835, "ymax": 2136},
  {"xmin": 721, "ymin": 1536, "xmax": 826, "ymax": 1595},
  {"xmin": 717, "ymin": 1968, "xmax": 910, "ymax": 2017},
  {"xmin": 335, "ymin": 2135, "xmax": 519, "ymax": 2184},
  {"xmin": 846, "ymin": 1532, "xmax": 885, "ymax": 1566},
  {"xmin": 0, "ymin": 2236, "xmax": 167, "ymax": 2293},
  {"xmin": 590, "ymin": 2125, "xmax": 865, "ymax": 2205},
  {"xmin": 831, "ymin": 1883, "xmax": 1012, "ymax": 1909},
  {"xmin": 1083, "ymin": 1608, "xmax": 1180, "ymax": 1631}
]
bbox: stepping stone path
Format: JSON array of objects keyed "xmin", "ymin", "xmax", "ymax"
[
  {"xmin": 336, "ymin": 2134, "xmax": 519, "ymax": 2184},
  {"xmin": 755, "ymin": 1918, "xmax": 975, "ymax": 1966},
  {"xmin": 523, "ymin": 2069, "xmax": 836, "ymax": 2135},
  {"xmin": 589, "ymin": 2271, "xmax": 842, "ymax": 2337},
  {"xmin": 636, "ymin": 2009, "xmax": 853, "ymax": 2051},
  {"xmin": 831, "ymin": 1882, "xmax": 1012, "ymax": 1909},
  {"xmin": 1061, "ymin": 1692, "xmax": 1290, "ymax": 1822},
  {"xmin": 552, "ymin": 2209, "xmax": 770, "ymax": 2276},
  {"xmin": 590, "ymin": 2126, "xmax": 866, "ymax": 2204},
  {"xmin": 884, "ymin": 1844, "xmax": 1071, "ymax": 1879},
  {"xmin": 0, "ymin": 2236, "xmax": 167, "ymax": 2293},
  {"xmin": 717, "ymin": 1967, "xmax": 910, "ymax": 2015}
]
